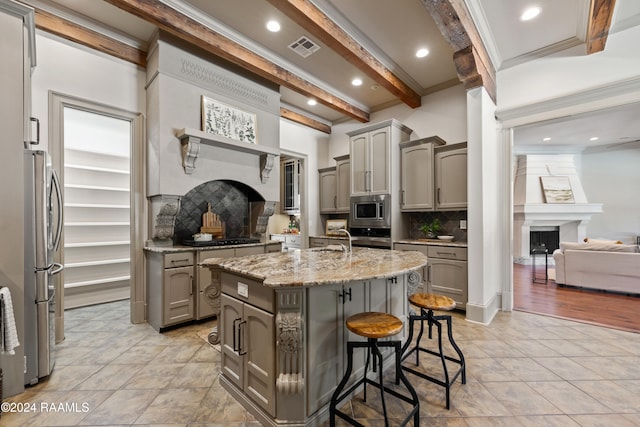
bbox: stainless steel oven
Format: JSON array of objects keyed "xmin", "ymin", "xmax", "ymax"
[
  {"xmin": 349, "ymin": 227, "xmax": 391, "ymax": 249},
  {"xmin": 350, "ymin": 194, "xmax": 391, "ymax": 229}
]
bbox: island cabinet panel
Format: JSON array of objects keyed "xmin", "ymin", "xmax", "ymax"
[
  {"xmin": 220, "ymin": 281, "xmax": 276, "ymax": 416},
  {"xmin": 306, "ymin": 282, "xmax": 367, "ymax": 415}
]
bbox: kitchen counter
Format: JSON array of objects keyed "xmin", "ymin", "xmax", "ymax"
[
  {"xmin": 201, "ymin": 247, "xmax": 427, "ymax": 287},
  {"xmin": 143, "ymin": 240, "xmax": 280, "ymax": 253},
  {"xmin": 205, "ymin": 247, "xmax": 426, "ymax": 426},
  {"xmin": 395, "ymin": 238, "xmax": 468, "ymax": 248}
]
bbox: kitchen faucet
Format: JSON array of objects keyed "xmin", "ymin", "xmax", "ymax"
[{"xmin": 337, "ymin": 228, "xmax": 352, "ymax": 252}]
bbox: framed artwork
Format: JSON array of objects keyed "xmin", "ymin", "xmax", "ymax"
[
  {"xmin": 326, "ymin": 219, "xmax": 348, "ymax": 236},
  {"xmin": 201, "ymin": 96, "xmax": 257, "ymax": 144},
  {"xmin": 540, "ymin": 176, "xmax": 575, "ymax": 203}
]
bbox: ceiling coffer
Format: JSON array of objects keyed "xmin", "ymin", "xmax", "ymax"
[{"xmin": 289, "ymin": 35, "xmax": 321, "ymax": 58}]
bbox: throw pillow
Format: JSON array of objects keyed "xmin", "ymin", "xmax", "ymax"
[{"xmin": 583, "ymin": 237, "xmax": 623, "ymax": 244}]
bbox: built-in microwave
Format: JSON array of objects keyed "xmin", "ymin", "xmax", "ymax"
[{"xmin": 349, "ymin": 194, "xmax": 391, "ymax": 228}]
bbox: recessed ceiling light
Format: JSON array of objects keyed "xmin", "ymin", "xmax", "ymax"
[
  {"xmin": 351, "ymin": 78, "xmax": 363, "ymax": 86},
  {"xmin": 416, "ymin": 48, "xmax": 429, "ymax": 58},
  {"xmin": 589, "ymin": 136, "xmax": 599, "ymax": 141},
  {"xmin": 542, "ymin": 137, "xmax": 551, "ymax": 141},
  {"xmin": 307, "ymin": 99, "xmax": 317, "ymax": 106},
  {"xmin": 521, "ymin": 6, "xmax": 541, "ymax": 21},
  {"xmin": 266, "ymin": 20, "xmax": 281, "ymax": 32}
]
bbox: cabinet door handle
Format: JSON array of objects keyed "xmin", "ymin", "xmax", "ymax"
[
  {"xmin": 238, "ymin": 320, "xmax": 247, "ymax": 355},
  {"xmin": 233, "ymin": 318, "xmax": 241, "ymax": 352},
  {"xmin": 30, "ymin": 117, "xmax": 40, "ymax": 145},
  {"xmin": 437, "ymin": 187, "xmax": 441, "ymax": 204},
  {"xmin": 427, "ymin": 265, "xmax": 431, "ymax": 283},
  {"xmin": 190, "ymin": 276, "xmax": 194, "ymax": 295},
  {"xmin": 334, "ymin": 195, "xmax": 337, "ymax": 209},
  {"xmin": 338, "ymin": 287, "xmax": 352, "ymax": 304},
  {"xmin": 401, "ymin": 190, "xmax": 405, "ymax": 206},
  {"xmin": 388, "ymin": 277, "xmax": 397, "ymax": 284}
]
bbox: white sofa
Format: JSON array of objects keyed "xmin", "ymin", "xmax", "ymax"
[{"xmin": 552, "ymin": 241, "xmax": 640, "ymax": 294}]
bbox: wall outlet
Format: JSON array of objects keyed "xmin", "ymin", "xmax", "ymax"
[
  {"xmin": 460, "ymin": 220, "xmax": 467, "ymax": 230},
  {"xmin": 237, "ymin": 282, "xmax": 249, "ymax": 298}
]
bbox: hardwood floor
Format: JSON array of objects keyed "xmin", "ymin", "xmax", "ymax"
[{"xmin": 513, "ymin": 263, "xmax": 640, "ymax": 333}]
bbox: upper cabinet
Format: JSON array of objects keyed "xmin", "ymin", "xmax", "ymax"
[
  {"xmin": 400, "ymin": 136, "xmax": 445, "ymax": 211},
  {"xmin": 400, "ymin": 139, "xmax": 467, "ymax": 212},
  {"xmin": 319, "ymin": 155, "xmax": 350, "ymax": 214},
  {"xmin": 318, "ymin": 166, "xmax": 336, "ymax": 213},
  {"xmin": 281, "ymin": 158, "xmax": 300, "ymax": 214},
  {"xmin": 435, "ymin": 143, "xmax": 467, "ymax": 210},
  {"xmin": 348, "ymin": 120, "xmax": 412, "ymax": 196}
]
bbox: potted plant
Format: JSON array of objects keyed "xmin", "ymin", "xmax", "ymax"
[{"xmin": 420, "ymin": 218, "xmax": 441, "ymax": 239}]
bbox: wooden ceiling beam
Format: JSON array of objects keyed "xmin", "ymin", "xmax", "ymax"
[
  {"xmin": 420, "ymin": 0, "xmax": 496, "ymax": 103},
  {"xmin": 587, "ymin": 0, "xmax": 616, "ymax": 54},
  {"xmin": 280, "ymin": 107, "xmax": 331, "ymax": 134},
  {"xmin": 265, "ymin": 0, "xmax": 422, "ymax": 109},
  {"xmin": 103, "ymin": 0, "xmax": 369, "ymax": 123},
  {"xmin": 34, "ymin": 8, "xmax": 147, "ymax": 67}
]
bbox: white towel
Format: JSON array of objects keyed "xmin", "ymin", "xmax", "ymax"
[{"xmin": 0, "ymin": 287, "xmax": 20, "ymax": 355}]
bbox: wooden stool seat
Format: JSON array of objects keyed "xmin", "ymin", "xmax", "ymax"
[
  {"xmin": 346, "ymin": 311, "xmax": 403, "ymax": 339},
  {"xmin": 330, "ymin": 311, "xmax": 420, "ymax": 426},
  {"xmin": 402, "ymin": 293, "xmax": 466, "ymax": 410},
  {"xmin": 409, "ymin": 293, "xmax": 456, "ymax": 311}
]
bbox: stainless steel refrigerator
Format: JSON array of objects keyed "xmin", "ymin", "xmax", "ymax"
[{"xmin": 24, "ymin": 150, "xmax": 63, "ymax": 385}]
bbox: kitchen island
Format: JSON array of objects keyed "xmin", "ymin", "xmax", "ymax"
[{"xmin": 201, "ymin": 248, "xmax": 426, "ymax": 427}]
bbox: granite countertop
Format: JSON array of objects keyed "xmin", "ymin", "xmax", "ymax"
[
  {"xmin": 201, "ymin": 247, "xmax": 427, "ymax": 288},
  {"xmin": 395, "ymin": 239, "xmax": 468, "ymax": 248},
  {"xmin": 144, "ymin": 240, "xmax": 280, "ymax": 253}
]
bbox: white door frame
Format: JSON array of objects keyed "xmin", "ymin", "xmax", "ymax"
[{"xmin": 49, "ymin": 92, "xmax": 146, "ymax": 337}]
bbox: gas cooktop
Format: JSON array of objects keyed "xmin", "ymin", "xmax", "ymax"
[{"xmin": 182, "ymin": 238, "xmax": 261, "ymax": 247}]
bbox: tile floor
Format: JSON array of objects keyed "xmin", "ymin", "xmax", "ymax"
[{"xmin": 2, "ymin": 299, "xmax": 640, "ymax": 426}]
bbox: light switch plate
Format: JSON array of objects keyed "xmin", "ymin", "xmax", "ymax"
[
  {"xmin": 237, "ymin": 282, "xmax": 249, "ymax": 298},
  {"xmin": 460, "ymin": 220, "xmax": 467, "ymax": 230}
]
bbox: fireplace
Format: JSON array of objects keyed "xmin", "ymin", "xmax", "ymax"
[
  {"xmin": 530, "ymin": 227, "xmax": 559, "ymax": 254},
  {"xmin": 513, "ymin": 154, "xmax": 603, "ymax": 264}
]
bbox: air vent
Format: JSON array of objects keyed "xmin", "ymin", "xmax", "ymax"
[{"xmin": 289, "ymin": 35, "xmax": 321, "ymax": 58}]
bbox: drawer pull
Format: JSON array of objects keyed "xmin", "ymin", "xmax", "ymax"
[
  {"xmin": 437, "ymin": 252, "xmax": 456, "ymax": 257},
  {"xmin": 171, "ymin": 258, "xmax": 190, "ymax": 266}
]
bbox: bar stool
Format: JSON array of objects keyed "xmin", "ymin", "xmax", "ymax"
[
  {"xmin": 330, "ymin": 311, "xmax": 419, "ymax": 427},
  {"xmin": 401, "ymin": 294, "xmax": 466, "ymax": 409}
]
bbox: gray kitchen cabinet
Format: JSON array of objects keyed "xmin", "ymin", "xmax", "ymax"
[
  {"xmin": 306, "ymin": 281, "xmax": 367, "ymax": 415},
  {"xmin": 335, "ymin": 155, "xmax": 351, "ymax": 212},
  {"xmin": 308, "ymin": 237, "xmax": 349, "ymax": 248},
  {"xmin": 399, "ymin": 136, "xmax": 446, "ymax": 211},
  {"xmin": 318, "ymin": 166, "xmax": 337, "ymax": 213},
  {"xmin": 319, "ymin": 155, "xmax": 350, "ymax": 213},
  {"xmin": 393, "ymin": 242, "xmax": 467, "ymax": 309},
  {"xmin": 305, "ymin": 277, "xmax": 406, "ymax": 414},
  {"xmin": 147, "ymin": 251, "xmax": 195, "ymax": 331},
  {"xmin": 427, "ymin": 246, "xmax": 468, "ymax": 309},
  {"xmin": 348, "ymin": 120, "xmax": 412, "ymax": 196},
  {"xmin": 221, "ymin": 274, "xmax": 275, "ymax": 416},
  {"xmin": 435, "ymin": 143, "xmax": 468, "ymax": 210}
]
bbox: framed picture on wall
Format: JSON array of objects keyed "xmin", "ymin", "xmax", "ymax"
[
  {"xmin": 326, "ymin": 219, "xmax": 348, "ymax": 236},
  {"xmin": 201, "ymin": 96, "xmax": 257, "ymax": 144},
  {"xmin": 540, "ymin": 176, "xmax": 575, "ymax": 203}
]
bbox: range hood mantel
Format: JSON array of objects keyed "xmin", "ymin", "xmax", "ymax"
[{"xmin": 177, "ymin": 128, "xmax": 279, "ymax": 182}]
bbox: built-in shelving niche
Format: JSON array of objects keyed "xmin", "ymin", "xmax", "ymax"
[{"xmin": 63, "ymin": 148, "xmax": 130, "ymax": 308}]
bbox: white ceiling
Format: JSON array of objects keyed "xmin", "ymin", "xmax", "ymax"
[{"xmin": 24, "ymin": 0, "xmax": 640, "ymax": 151}]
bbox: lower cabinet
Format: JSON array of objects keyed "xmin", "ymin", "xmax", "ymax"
[
  {"xmin": 394, "ymin": 243, "xmax": 468, "ymax": 309},
  {"xmin": 308, "ymin": 236, "xmax": 349, "ymax": 248},
  {"xmin": 221, "ymin": 274, "xmax": 276, "ymax": 416},
  {"xmin": 305, "ymin": 277, "xmax": 406, "ymax": 415},
  {"xmin": 147, "ymin": 251, "xmax": 195, "ymax": 331},
  {"xmin": 427, "ymin": 246, "xmax": 468, "ymax": 309},
  {"xmin": 147, "ymin": 244, "xmax": 279, "ymax": 331}
]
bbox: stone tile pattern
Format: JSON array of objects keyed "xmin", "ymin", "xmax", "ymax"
[
  {"xmin": 3, "ymin": 300, "xmax": 640, "ymax": 426},
  {"xmin": 173, "ymin": 179, "xmax": 263, "ymax": 243},
  {"xmin": 202, "ymin": 247, "xmax": 428, "ymax": 287}
]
